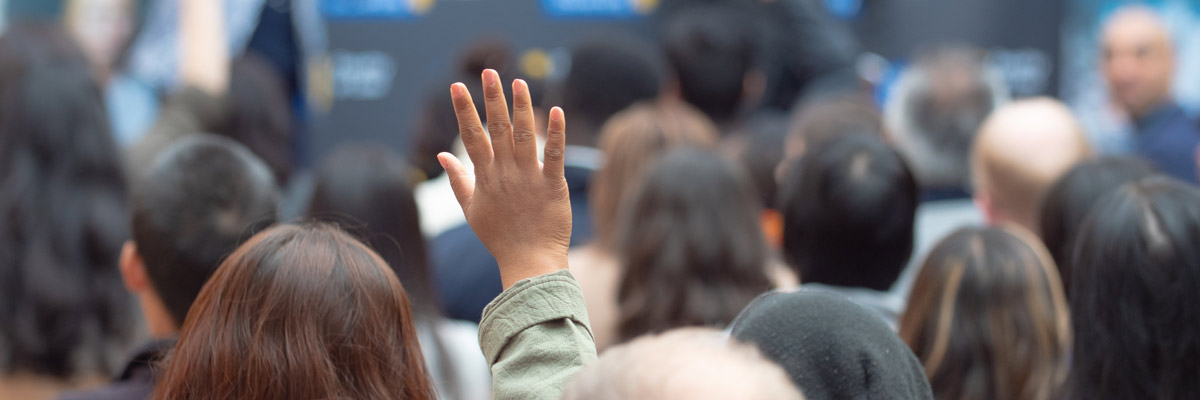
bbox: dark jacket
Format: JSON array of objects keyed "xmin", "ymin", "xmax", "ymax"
[
  {"xmin": 1134, "ymin": 102, "xmax": 1200, "ymax": 185},
  {"xmin": 433, "ymin": 164, "xmax": 594, "ymax": 322},
  {"xmin": 58, "ymin": 339, "xmax": 175, "ymax": 400}
]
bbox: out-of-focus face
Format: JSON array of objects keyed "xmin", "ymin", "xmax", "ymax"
[
  {"xmin": 65, "ymin": 0, "xmax": 135, "ymax": 74},
  {"xmin": 1102, "ymin": 9, "xmax": 1175, "ymax": 119}
]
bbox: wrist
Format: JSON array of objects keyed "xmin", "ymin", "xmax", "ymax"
[{"xmin": 496, "ymin": 250, "xmax": 569, "ymax": 290}]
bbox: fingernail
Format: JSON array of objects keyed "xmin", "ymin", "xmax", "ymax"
[
  {"xmin": 450, "ymin": 83, "xmax": 465, "ymax": 97},
  {"xmin": 437, "ymin": 153, "xmax": 450, "ymax": 168},
  {"xmin": 514, "ymin": 79, "xmax": 527, "ymax": 95},
  {"xmin": 483, "ymin": 69, "xmax": 498, "ymax": 87},
  {"xmin": 550, "ymin": 107, "xmax": 563, "ymax": 122}
]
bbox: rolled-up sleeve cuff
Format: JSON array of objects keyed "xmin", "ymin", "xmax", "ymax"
[{"xmin": 479, "ymin": 270, "xmax": 593, "ymax": 364}]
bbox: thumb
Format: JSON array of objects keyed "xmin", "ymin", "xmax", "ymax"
[{"xmin": 439, "ymin": 152, "xmax": 474, "ymax": 212}]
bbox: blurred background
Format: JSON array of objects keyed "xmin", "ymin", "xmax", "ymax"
[{"xmin": 4, "ymin": 0, "xmax": 1196, "ymax": 169}]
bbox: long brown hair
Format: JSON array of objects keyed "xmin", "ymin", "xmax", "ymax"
[
  {"xmin": 615, "ymin": 148, "xmax": 772, "ymax": 343},
  {"xmin": 152, "ymin": 223, "xmax": 435, "ymax": 400},
  {"xmin": 899, "ymin": 226, "xmax": 1071, "ymax": 400},
  {"xmin": 589, "ymin": 100, "xmax": 719, "ymax": 250}
]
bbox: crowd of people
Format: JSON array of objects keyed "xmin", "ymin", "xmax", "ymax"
[{"xmin": 1, "ymin": 0, "xmax": 1199, "ymax": 399}]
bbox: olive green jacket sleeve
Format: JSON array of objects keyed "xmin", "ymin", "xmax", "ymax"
[{"xmin": 479, "ymin": 270, "xmax": 597, "ymax": 400}]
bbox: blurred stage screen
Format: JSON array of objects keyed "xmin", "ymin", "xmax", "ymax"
[
  {"xmin": 311, "ymin": 0, "xmax": 656, "ymax": 160},
  {"xmin": 311, "ymin": 0, "xmax": 1064, "ymax": 158}
]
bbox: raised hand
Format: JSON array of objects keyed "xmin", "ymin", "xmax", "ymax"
[{"xmin": 438, "ymin": 69, "xmax": 573, "ymax": 289}]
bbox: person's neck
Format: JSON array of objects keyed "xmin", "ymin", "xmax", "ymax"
[
  {"xmin": 137, "ymin": 292, "xmax": 179, "ymax": 339},
  {"xmin": 1133, "ymin": 99, "xmax": 1176, "ymax": 128}
]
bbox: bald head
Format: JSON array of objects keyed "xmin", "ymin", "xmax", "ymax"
[
  {"xmin": 972, "ymin": 98, "xmax": 1090, "ymax": 234},
  {"xmin": 563, "ymin": 328, "xmax": 804, "ymax": 400},
  {"xmin": 1102, "ymin": 6, "xmax": 1175, "ymax": 118}
]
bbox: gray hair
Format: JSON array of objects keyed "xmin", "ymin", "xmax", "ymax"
[
  {"xmin": 563, "ymin": 328, "xmax": 805, "ymax": 400},
  {"xmin": 885, "ymin": 46, "xmax": 1009, "ymax": 190}
]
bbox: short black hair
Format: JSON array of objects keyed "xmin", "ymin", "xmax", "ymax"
[
  {"xmin": 131, "ymin": 134, "xmax": 279, "ymax": 326},
  {"xmin": 561, "ymin": 36, "xmax": 662, "ymax": 146},
  {"xmin": 663, "ymin": 3, "xmax": 758, "ymax": 126},
  {"xmin": 1066, "ymin": 178, "xmax": 1200, "ymax": 399},
  {"xmin": 778, "ymin": 132, "xmax": 918, "ymax": 291},
  {"xmin": 1039, "ymin": 155, "xmax": 1157, "ymax": 292}
]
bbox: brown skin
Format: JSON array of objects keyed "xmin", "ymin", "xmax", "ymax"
[
  {"xmin": 439, "ymin": 69, "xmax": 573, "ymax": 289},
  {"xmin": 1102, "ymin": 8, "xmax": 1175, "ymax": 119}
]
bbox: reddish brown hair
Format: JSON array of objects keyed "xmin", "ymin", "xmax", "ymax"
[
  {"xmin": 589, "ymin": 100, "xmax": 719, "ymax": 249},
  {"xmin": 152, "ymin": 223, "xmax": 435, "ymax": 400}
]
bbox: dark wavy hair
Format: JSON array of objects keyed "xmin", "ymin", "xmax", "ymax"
[
  {"xmin": 0, "ymin": 22, "xmax": 136, "ymax": 378},
  {"xmin": 152, "ymin": 223, "xmax": 435, "ymax": 400},
  {"xmin": 1065, "ymin": 178, "xmax": 1200, "ymax": 399},
  {"xmin": 615, "ymin": 147, "xmax": 772, "ymax": 343},
  {"xmin": 1038, "ymin": 155, "xmax": 1157, "ymax": 294},
  {"xmin": 900, "ymin": 226, "xmax": 1071, "ymax": 400}
]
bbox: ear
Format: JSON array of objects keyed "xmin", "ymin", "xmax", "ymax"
[
  {"xmin": 742, "ymin": 69, "xmax": 766, "ymax": 107},
  {"xmin": 662, "ymin": 76, "xmax": 683, "ymax": 101},
  {"xmin": 120, "ymin": 241, "xmax": 152, "ymax": 294},
  {"xmin": 974, "ymin": 191, "xmax": 999, "ymax": 225}
]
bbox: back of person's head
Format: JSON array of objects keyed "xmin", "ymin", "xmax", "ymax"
[
  {"xmin": 785, "ymin": 91, "xmax": 883, "ymax": 159},
  {"xmin": 152, "ymin": 223, "xmax": 435, "ymax": 400},
  {"xmin": 899, "ymin": 226, "xmax": 1071, "ymax": 400},
  {"xmin": 615, "ymin": 147, "xmax": 772, "ymax": 342},
  {"xmin": 778, "ymin": 132, "xmax": 918, "ymax": 291},
  {"xmin": 131, "ymin": 134, "xmax": 279, "ymax": 328},
  {"xmin": 563, "ymin": 328, "xmax": 805, "ymax": 400},
  {"xmin": 561, "ymin": 36, "xmax": 662, "ymax": 146},
  {"xmin": 0, "ymin": 24, "xmax": 135, "ymax": 378},
  {"xmin": 731, "ymin": 291, "xmax": 935, "ymax": 400},
  {"xmin": 0, "ymin": 21, "xmax": 87, "ymax": 95},
  {"xmin": 1038, "ymin": 156, "xmax": 1157, "ymax": 291},
  {"xmin": 224, "ymin": 53, "xmax": 294, "ymax": 185},
  {"xmin": 887, "ymin": 45, "xmax": 1007, "ymax": 191},
  {"xmin": 1066, "ymin": 178, "xmax": 1200, "ymax": 399},
  {"xmin": 590, "ymin": 101, "xmax": 719, "ymax": 249},
  {"xmin": 412, "ymin": 40, "xmax": 518, "ymax": 179},
  {"xmin": 308, "ymin": 145, "xmax": 439, "ymax": 318},
  {"xmin": 971, "ymin": 98, "xmax": 1090, "ymax": 234},
  {"xmin": 663, "ymin": 3, "xmax": 759, "ymax": 127}
]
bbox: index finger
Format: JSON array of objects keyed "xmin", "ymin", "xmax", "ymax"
[{"xmin": 451, "ymin": 82, "xmax": 493, "ymax": 167}]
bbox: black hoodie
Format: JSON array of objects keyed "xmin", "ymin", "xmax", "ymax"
[{"xmin": 730, "ymin": 290, "xmax": 933, "ymax": 400}]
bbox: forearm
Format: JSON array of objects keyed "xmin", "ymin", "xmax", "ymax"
[
  {"xmin": 479, "ymin": 270, "xmax": 597, "ymax": 400},
  {"xmin": 179, "ymin": 0, "xmax": 229, "ymax": 96}
]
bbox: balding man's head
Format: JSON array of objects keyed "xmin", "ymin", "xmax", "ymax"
[
  {"xmin": 563, "ymin": 328, "xmax": 804, "ymax": 400},
  {"xmin": 971, "ymin": 98, "xmax": 1090, "ymax": 234},
  {"xmin": 1102, "ymin": 6, "xmax": 1175, "ymax": 118}
]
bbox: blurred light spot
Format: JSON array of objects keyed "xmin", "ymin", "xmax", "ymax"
[
  {"xmin": 521, "ymin": 48, "xmax": 554, "ymax": 80},
  {"xmin": 411, "ymin": 0, "xmax": 435, "ymax": 14},
  {"xmin": 633, "ymin": 0, "xmax": 659, "ymax": 14}
]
